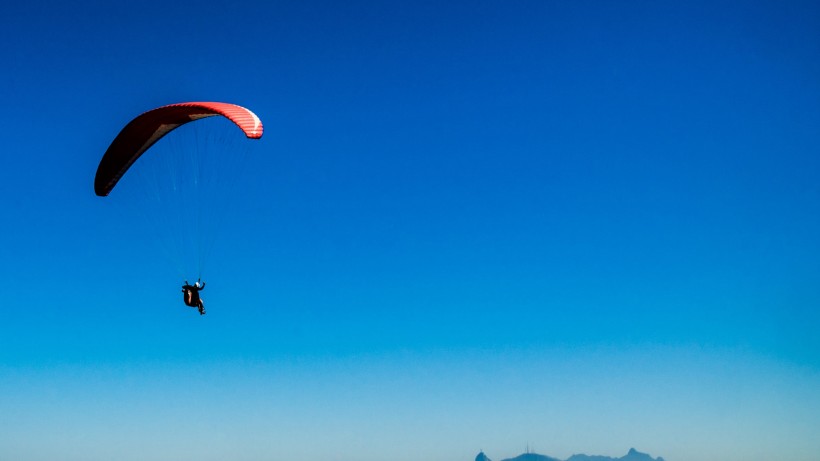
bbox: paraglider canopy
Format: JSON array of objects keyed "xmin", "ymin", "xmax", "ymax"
[{"xmin": 95, "ymin": 102, "xmax": 263, "ymax": 197}]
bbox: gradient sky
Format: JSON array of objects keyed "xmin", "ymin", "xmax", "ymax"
[{"xmin": 1, "ymin": 1, "xmax": 820, "ymax": 460}]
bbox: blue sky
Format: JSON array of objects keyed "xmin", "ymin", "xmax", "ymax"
[{"xmin": 1, "ymin": 1, "xmax": 820, "ymax": 460}]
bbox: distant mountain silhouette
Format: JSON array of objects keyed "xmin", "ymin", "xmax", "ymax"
[
  {"xmin": 500, "ymin": 454, "xmax": 561, "ymax": 461},
  {"xmin": 476, "ymin": 451, "xmax": 492, "ymax": 461},
  {"xmin": 491, "ymin": 447, "xmax": 663, "ymax": 461},
  {"xmin": 567, "ymin": 447, "xmax": 664, "ymax": 461}
]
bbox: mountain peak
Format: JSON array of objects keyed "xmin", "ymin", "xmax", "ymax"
[
  {"xmin": 621, "ymin": 447, "xmax": 664, "ymax": 461},
  {"xmin": 477, "ymin": 451, "xmax": 492, "ymax": 461}
]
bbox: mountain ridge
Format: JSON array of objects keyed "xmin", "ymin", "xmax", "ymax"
[{"xmin": 475, "ymin": 447, "xmax": 664, "ymax": 461}]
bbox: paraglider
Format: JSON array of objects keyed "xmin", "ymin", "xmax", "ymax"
[
  {"xmin": 182, "ymin": 280, "xmax": 206, "ymax": 315},
  {"xmin": 96, "ymin": 102, "xmax": 264, "ymax": 315}
]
